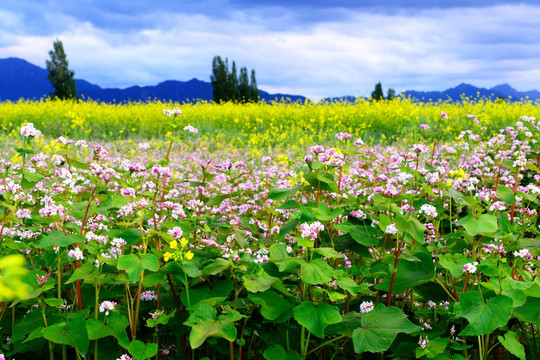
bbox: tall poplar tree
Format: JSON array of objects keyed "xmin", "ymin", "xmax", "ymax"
[
  {"xmin": 249, "ymin": 69, "xmax": 259, "ymax": 102},
  {"xmin": 211, "ymin": 56, "xmax": 229, "ymax": 103},
  {"xmin": 46, "ymin": 39, "xmax": 77, "ymax": 99},
  {"xmin": 371, "ymin": 82, "xmax": 384, "ymax": 101},
  {"xmin": 238, "ymin": 67, "xmax": 250, "ymax": 101},
  {"xmin": 211, "ymin": 55, "xmax": 259, "ymax": 103}
]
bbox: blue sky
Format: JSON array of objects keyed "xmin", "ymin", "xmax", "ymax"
[{"xmin": 1, "ymin": 0, "xmax": 540, "ymax": 100}]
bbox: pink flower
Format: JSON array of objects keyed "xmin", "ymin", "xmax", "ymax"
[
  {"xmin": 440, "ymin": 111, "xmax": 448, "ymax": 119},
  {"xmin": 37, "ymin": 273, "xmax": 51, "ymax": 286}
]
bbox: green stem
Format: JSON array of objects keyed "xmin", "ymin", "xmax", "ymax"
[
  {"xmin": 386, "ymin": 234, "xmax": 401, "ymax": 307},
  {"xmin": 306, "ymin": 334, "xmax": 349, "ymax": 356}
]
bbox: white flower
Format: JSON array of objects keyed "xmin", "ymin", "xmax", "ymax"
[
  {"xmin": 138, "ymin": 142, "xmax": 150, "ymax": 149},
  {"xmin": 68, "ymin": 247, "xmax": 84, "ymax": 260},
  {"xmin": 419, "ymin": 204, "xmax": 438, "ymax": 218},
  {"xmin": 359, "ymin": 301, "xmax": 374, "ymax": 313},
  {"xmin": 99, "ymin": 300, "xmax": 117, "ymax": 316},
  {"xmin": 514, "ymin": 249, "xmax": 533, "ymax": 260},
  {"xmin": 299, "ymin": 221, "xmax": 325, "ymax": 241},
  {"xmin": 20, "ymin": 122, "xmax": 43, "ymax": 138},
  {"xmin": 183, "ymin": 125, "xmax": 198, "ymax": 134},
  {"xmin": 167, "ymin": 226, "xmax": 183, "ymax": 240},
  {"xmin": 163, "ymin": 108, "xmax": 182, "ymax": 116},
  {"xmin": 385, "ymin": 223, "xmax": 398, "ymax": 235},
  {"xmin": 462, "ymin": 261, "xmax": 478, "ymax": 274},
  {"xmin": 335, "ymin": 132, "xmax": 352, "ymax": 141}
]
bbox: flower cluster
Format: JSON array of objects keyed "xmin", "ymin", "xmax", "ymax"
[
  {"xmin": 299, "ymin": 221, "xmax": 325, "ymax": 241},
  {"xmin": 99, "ymin": 300, "xmax": 117, "ymax": 316},
  {"xmin": 20, "ymin": 122, "xmax": 43, "ymax": 138},
  {"xmin": 462, "ymin": 261, "xmax": 479, "ymax": 274},
  {"xmin": 164, "ymin": 237, "xmax": 194, "ymax": 262},
  {"xmin": 359, "ymin": 301, "xmax": 374, "ymax": 314}
]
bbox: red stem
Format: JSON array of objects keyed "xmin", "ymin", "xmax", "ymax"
[
  {"xmin": 509, "ymin": 167, "xmax": 520, "ymax": 223},
  {"xmin": 386, "ymin": 237, "xmax": 401, "ymax": 307},
  {"xmin": 76, "ymin": 185, "xmax": 97, "ymax": 310}
]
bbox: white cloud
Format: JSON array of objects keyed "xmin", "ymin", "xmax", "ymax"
[{"xmin": 1, "ymin": 3, "xmax": 539, "ymax": 99}]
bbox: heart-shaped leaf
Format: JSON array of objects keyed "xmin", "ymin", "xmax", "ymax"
[{"xmin": 293, "ymin": 301, "xmax": 341, "ymax": 338}]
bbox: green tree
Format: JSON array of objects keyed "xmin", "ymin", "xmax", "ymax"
[
  {"xmin": 211, "ymin": 56, "xmax": 229, "ymax": 103},
  {"xmin": 228, "ymin": 61, "xmax": 239, "ymax": 101},
  {"xmin": 211, "ymin": 56, "xmax": 259, "ymax": 103},
  {"xmin": 387, "ymin": 88, "xmax": 396, "ymax": 100},
  {"xmin": 249, "ymin": 69, "xmax": 259, "ymax": 102},
  {"xmin": 46, "ymin": 39, "xmax": 77, "ymax": 100},
  {"xmin": 371, "ymin": 82, "xmax": 384, "ymax": 101},
  {"xmin": 238, "ymin": 67, "xmax": 250, "ymax": 101}
]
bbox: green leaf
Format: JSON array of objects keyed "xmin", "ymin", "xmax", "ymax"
[
  {"xmin": 249, "ymin": 291, "xmax": 293, "ymax": 321},
  {"xmin": 268, "ymin": 185, "xmax": 302, "ymax": 201},
  {"xmin": 375, "ymin": 252, "xmax": 434, "ymax": 293},
  {"xmin": 117, "ymin": 254, "xmax": 160, "ymax": 282},
  {"xmin": 23, "ymin": 171, "xmax": 44, "ymax": 183},
  {"xmin": 279, "ymin": 218, "xmax": 299, "ymax": 237},
  {"xmin": 513, "ymin": 297, "xmax": 540, "ymax": 325},
  {"xmin": 352, "ymin": 304, "xmax": 420, "ymax": 354},
  {"xmin": 65, "ymin": 261, "xmax": 96, "ymax": 284},
  {"xmin": 293, "ymin": 301, "xmax": 341, "ymax": 338},
  {"xmin": 314, "ymin": 247, "xmax": 342, "ymax": 259},
  {"xmin": 335, "ymin": 277, "xmax": 373, "ymax": 296},
  {"xmin": 496, "ymin": 185, "xmax": 515, "ymax": 204},
  {"xmin": 272, "ymin": 257, "xmax": 305, "ymax": 273},
  {"xmin": 86, "ymin": 312, "xmax": 130, "ymax": 349},
  {"xmin": 184, "ymin": 303, "xmax": 242, "ymax": 349},
  {"xmin": 347, "ymin": 226, "xmax": 379, "ymax": 247},
  {"xmin": 180, "ymin": 280, "xmax": 233, "ymax": 308},
  {"xmin": 457, "ymin": 214, "xmax": 498, "ymax": 236},
  {"xmin": 498, "ymin": 331, "xmax": 526, "ymax": 360},
  {"xmin": 438, "ymin": 253, "xmax": 470, "ymax": 277},
  {"xmin": 395, "ymin": 214, "xmax": 426, "ymax": 243},
  {"xmin": 326, "ymin": 311, "xmax": 363, "ymax": 335},
  {"xmin": 42, "ymin": 316, "xmax": 89, "ymax": 355},
  {"xmin": 415, "ymin": 337, "xmax": 449, "ymax": 359},
  {"xmin": 202, "ymin": 258, "xmax": 230, "ymax": 275},
  {"xmin": 206, "ymin": 193, "xmax": 231, "ymax": 206},
  {"xmin": 242, "ymin": 267, "xmax": 280, "ymax": 293},
  {"xmin": 263, "ymin": 344, "xmax": 303, "ymax": 360},
  {"xmin": 128, "ymin": 340, "xmax": 158, "ymax": 360},
  {"xmin": 146, "ymin": 310, "xmax": 176, "ymax": 328},
  {"xmin": 314, "ymin": 203, "xmax": 344, "ymax": 221},
  {"xmin": 455, "ymin": 292, "xmax": 513, "ymax": 336},
  {"xmin": 269, "ymin": 243, "xmax": 289, "ymax": 261},
  {"xmin": 300, "ymin": 258, "xmax": 334, "ymax": 285},
  {"xmin": 44, "ymin": 298, "xmax": 66, "ymax": 307},
  {"xmin": 303, "ymin": 172, "xmax": 337, "ymax": 192},
  {"xmin": 37, "ymin": 231, "xmax": 84, "ymax": 249}
]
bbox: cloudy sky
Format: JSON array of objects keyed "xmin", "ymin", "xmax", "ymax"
[{"xmin": 1, "ymin": 0, "xmax": 539, "ymax": 100}]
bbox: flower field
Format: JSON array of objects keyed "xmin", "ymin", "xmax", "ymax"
[{"xmin": 0, "ymin": 101, "xmax": 539, "ymax": 360}]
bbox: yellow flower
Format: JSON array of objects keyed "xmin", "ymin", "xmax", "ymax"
[
  {"xmin": 169, "ymin": 240, "xmax": 178, "ymax": 250},
  {"xmin": 184, "ymin": 251, "xmax": 194, "ymax": 260},
  {"xmin": 446, "ymin": 180, "xmax": 453, "ymax": 187},
  {"xmin": 180, "ymin": 238, "xmax": 189, "ymax": 248},
  {"xmin": 163, "ymin": 252, "xmax": 173, "ymax": 262}
]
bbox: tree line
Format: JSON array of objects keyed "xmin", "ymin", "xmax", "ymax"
[
  {"xmin": 210, "ymin": 56, "xmax": 259, "ymax": 103},
  {"xmin": 45, "ymin": 40, "xmax": 395, "ymax": 103}
]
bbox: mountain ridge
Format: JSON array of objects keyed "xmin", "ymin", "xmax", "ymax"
[
  {"xmin": 1, "ymin": 57, "xmax": 539, "ymax": 103},
  {"xmin": 0, "ymin": 57, "xmax": 306, "ymax": 103}
]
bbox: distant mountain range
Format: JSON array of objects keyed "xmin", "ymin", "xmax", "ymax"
[
  {"xmin": 401, "ymin": 83, "xmax": 540, "ymax": 102},
  {"xmin": 1, "ymin": 57, "xmax": 539, "ymax": 103},
  {"xmin": 324, "ymin": 83, "xmax": 540, "ymax": 103},
  {"xmin": 0, "ymin": 57, "xmax": 306, "ymax": 103}
]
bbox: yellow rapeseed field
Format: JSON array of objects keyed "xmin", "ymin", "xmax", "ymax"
[{"xmin": 0, "ymin": 97, "xmax": 538, "ymax": 156}]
